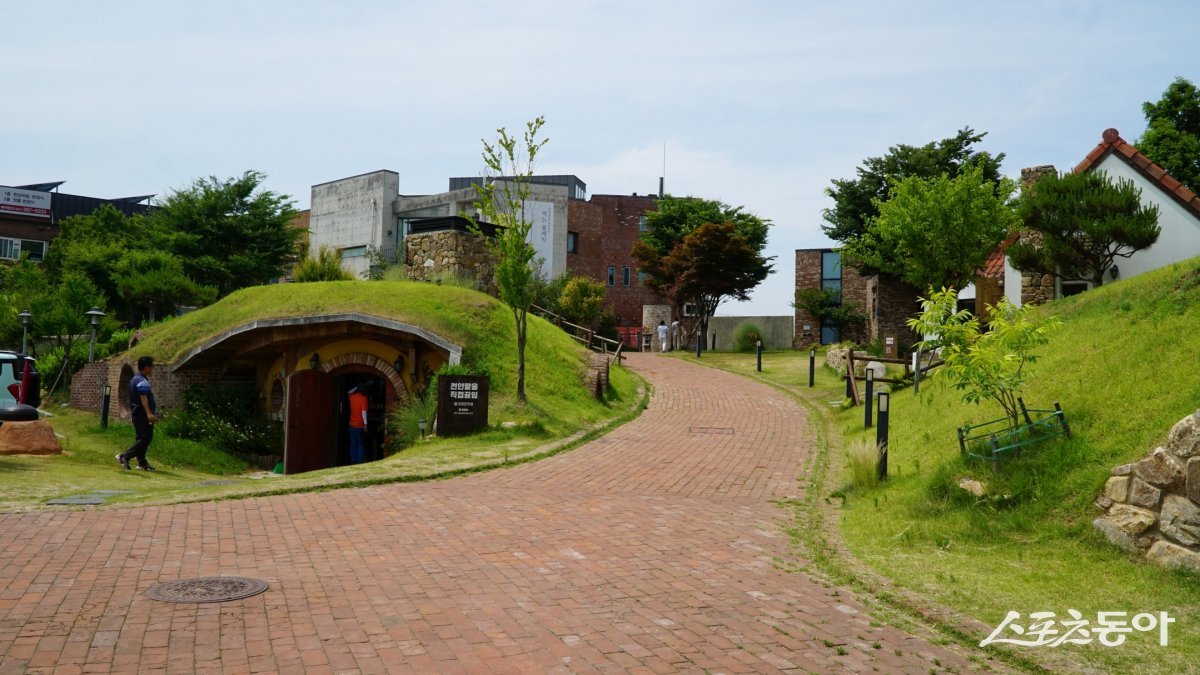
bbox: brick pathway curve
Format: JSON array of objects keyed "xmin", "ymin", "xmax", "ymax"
[{"xmin": 0, "ymin": 354, "xmax": 980, "ymax": 674}]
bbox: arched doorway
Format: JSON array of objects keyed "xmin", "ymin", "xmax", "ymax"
[
  {"xmin": 329, "ymin": 364, "xmax": 393, "ymax": 466},
  {"xmin": 117, "ymin": 364, "xmax": 135, "ymax": 420}
]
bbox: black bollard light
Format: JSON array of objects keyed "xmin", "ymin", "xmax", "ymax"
[
  {"xmin": 695, "ymin": 331, "xmax": 702, "ymax": 358},
  {"xmin": 808, "ymin": 348, "xmax": 815, "ymax": 388},
  {"xmin": 711, "ymin": 332, "xmax": 717, "ymax": 352},
  {"xmin": 756, "ymin": 340, "xmax": 762, "ymax": 372},
  {"xmin": 100, "ymin": 384, "xmax": 111, "ymax": 428},
  {"xmin": 912, "ymin": 346, "xmax": 922, "ymax": 395},
  {"xmin": 864, "ymin": 367, "xmax": 874, "ymax": 428},
  {"xmin": 876, "ymin": 392, "xmax": 890, "ymax": 480}
]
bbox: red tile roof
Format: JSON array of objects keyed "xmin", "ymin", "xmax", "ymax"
[
  {"xmin": 979, "ymin": 233, "xmax": 1017, "ymax": 280},
  {"xmin": 1073, "ymin": 128, "xmax": 1200, "ymax": 219}
]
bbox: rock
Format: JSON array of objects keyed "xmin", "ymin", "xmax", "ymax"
[
  {"xmin": 1188, "ymin": 458, "xmax": 1200, "ymax": 505},
  {"xmin": 0, "ymin": 421, "xmax": 62, "ymax": 455},
  {"xmin": 1160, "ymin": 495, "xmax": 1200, "ymax": 547},
  {"xmin": 1094, "ymin": 495, "xmax": 1114, "ymax": 511},
  {"xmin": 1135, "ymin": 447, "xmax": 1185, "ymax": 488},
  {"xmin": 1146, "ymin": 540, "xmax": 1200, "ymax": 571},
  {"xmin": 1093, "ymin": 518, "xmax": 1140, "ymax": 553},
  {"xmin": 1167, "ymin": 411, "xmax": 1200, "ymax": 458},
  {"xmin": 957, "ymin": 477, "xmax": 986, "ymax": 497},
  {"xmin": 1128, "ymin": 477, "xmax": 1162, "ymax": 510},
  {"xmin": 1111, "ymin": 463, "xmax": 1135, "ymax": 476},
  {"xmin": 1106, "ymin": 504, "xmax": 1157, "ymax": 536},
  {"xmin": 1104, "ymin": 476, "xmax": 1130, "ymax": 502},
  {"xmin": 864, "ymin": 361, "xmax": 887, "ymax": 381}
]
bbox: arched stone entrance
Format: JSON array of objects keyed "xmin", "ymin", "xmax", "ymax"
[{"xmin": 316, "ymin": 352, "xmax": 410, "ymax": 405}]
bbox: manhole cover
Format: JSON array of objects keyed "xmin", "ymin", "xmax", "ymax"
[
  {"xmin": 688, "ymin": 426, "xmax": 735, "ymax": 435},
  {"xmin": 194, "ymin": 480, "xmax": 241, "ymax": 486},
  {"xmin": 145, "ymin": 577, "xmax": 268, "ymax": 603},
  {"xmin": 45, "ymin": 495, "xmax": 106, "ymax": 505}
]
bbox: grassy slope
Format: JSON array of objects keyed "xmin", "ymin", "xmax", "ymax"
[
  {"xmin": 833, "ymin": 259, "xmax": 1200, "ymax": 673},
  {"xmin": 7, "ymin": 281, "xmax": 643, "ymax": 511}
]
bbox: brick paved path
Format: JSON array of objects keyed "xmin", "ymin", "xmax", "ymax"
[{"xmin": 0, "ymin": 354, "xmax": 979, "ymax": 674}]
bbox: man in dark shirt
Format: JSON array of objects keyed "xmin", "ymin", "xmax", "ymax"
[{"xmin": 116, "ymin": 356, "xmax": 158, "ymax": 471}]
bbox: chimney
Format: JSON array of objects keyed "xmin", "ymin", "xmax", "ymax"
[
  {"xmin": 1020, "ymin": 165, "xmax": 1057, "ymax": 191},
  {"xmin": 658, "ymin": 176, "xmax": 664, "ymax": 198}
]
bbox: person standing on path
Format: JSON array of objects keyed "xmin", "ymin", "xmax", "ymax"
[
  {"xmin": 116, "ymin": 356, "xmax": 157, "ymax": 471},
  {"xmin": 657, "ymin": 321, "xmax": 669, "ymax": 353},
  {"xmin": 670, "ymin": 317, "xmax": 680, "ymax": 351},
  {"xmin": 348, "ymin": 386, "xmax": 369, "ymax": 464}
]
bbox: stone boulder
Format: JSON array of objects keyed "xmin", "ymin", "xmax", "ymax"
[
  {"xmin": 1093, "ymin": 518, "xmax": 1139, "ymax": 553},
  {"xmin": 1146, "ymin": 540, "xmax": 1200, "ymax": 572},
  {"xmin": 1167, "ymin": 411, "xmax": 1200, "ymax": 459},
  {"xmin": 1105, "ymin": 504, "xmax": 1157, "ymax": 536},
  {"xmin": 0, "ymin": 421, "xmax": 62, "ymax": 455},
  {"xmin": 1160, "ymin": 495, "xmax": 1200, "ymax": 547},
  {"xmin": 1128, "ymin": 477, "xmax": 1162, "ymax": 510},
  {"xmin": 1135, "ymin": 447, "xmax": 1185, "ymax": 488}
]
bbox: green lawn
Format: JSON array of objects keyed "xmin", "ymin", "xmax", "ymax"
[
  {"xmin": 688, "ymin": 260, "xmax": 1200, "ymax": 673},
  {"xmin": 3, "ymin": 281, "xmax": 647, "ymax": 511}
]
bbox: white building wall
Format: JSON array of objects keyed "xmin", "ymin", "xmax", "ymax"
[
  {"xmin": 309, "ymin": 170, "xmax": 399, "ymax": 277},
  {"xmin": 1004, "ymin": 253, "xmax": 1023, "ymax": 307},
  {"xmin": 1090, "ymin": 154, "xmax": 1200, "ymax": 281}
]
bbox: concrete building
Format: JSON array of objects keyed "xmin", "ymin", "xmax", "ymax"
[
  {"xmin": 306, "ymin": 171, "xmax": 668, "ymax": 337},
  {"xmin": 0, "ymin": 181, "xmax": 153, "ymax": 263}
]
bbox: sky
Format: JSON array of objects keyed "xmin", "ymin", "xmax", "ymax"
[{"xmin": 4, "ymin": 0, "xmax": 1199, "ymax": 315}]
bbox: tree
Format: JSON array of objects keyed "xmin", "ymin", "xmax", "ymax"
[
  {"xmin": 908, "ymin": 288, "xmax": 1059, "ymax": 428},
  {"xmin": 1007, "ymin": 171, "xmax": 1161, "ymax": 287},
  {"xmin": 794, "ymin": 288, "xmax": 867, "ymax": 343},
  {"xmin": 556, "ymin": 276, "xmax": 606, "ymax": 328},
  {"xmin": 842, "ymin": 165, "xmax": 1016, "ymax": 291},
  {"xmin": 823, "ymin": 128, "xmax": 1005, "ymax": 275},
  {"xmin": 112, "ymin": 250, "xmax": 217, "ymax": 322},
  {"xmin": 633, "ymin": 195, "xmax": 772, "ymax": 343},
  {"xmin": 151, "ymin": 171, "xmax": 301, "ymax": 297},
  {"xmin": 295, "ymin": 245, "xmax": 355, "ymax": 282},
  {"xmin": 636, "ymin": 222, "xmax": 772, "ymax": 341},
  {"xmin": 1138, "ymin": 77, "xmax": 1200, "ymax": 193},
  {"xmin": 466, "ymin": 116, "xmax": 549, "ymax": 403}
]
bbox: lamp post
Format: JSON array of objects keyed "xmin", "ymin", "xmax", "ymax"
[
  {"xmin": 876, "ymin": 392, "xmax": 890, "ymax": 480},
  {"xmin": 85, "ymin": 307, "xmax": 105, "ymax": 362},
  {"xmin": 864, "ymin": 367, "xmax": 874, "ymax": 428},
  {"xmin": 18, "ymin": 310, "xmax": 31, "ymax": 354},
  {"xmin": 756, "ymin": 340, "xmax": 762, "ymax": 372},
  {"xmin": 808, "ymin": 347, "xmax": 816, "ymax": 388}
]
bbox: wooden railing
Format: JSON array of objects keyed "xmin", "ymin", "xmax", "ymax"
[{"xmin": 530, "ymin": 304, "xmax": 625, "ymax": 363}]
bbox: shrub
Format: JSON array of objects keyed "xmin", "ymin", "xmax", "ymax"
[
  {"xmin": 294, "ymin": 245, "xmax": 354, "ymax": 282},
  {"xmin": 385, "ymin": 393, "xmax": 439, "ymax": 452},
  {"xmin": 731, "ymin": 322, "xmax": 765, "ymax": 352},
  {"xmin": 158, "ymin": 383, "xmax": 282, "ymax": 458}
]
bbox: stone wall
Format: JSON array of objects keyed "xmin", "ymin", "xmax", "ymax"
[
  {"xmin": 1093, "ymin": 410, "xmax": 1200, "ymax": 571},
  {"xmin": 1017, "ymin": 166, "xmax": 1059, "ymax": 307},
  {"xmin": 404, "ymin": 230, "xmax": 496, "ymax": 294}
]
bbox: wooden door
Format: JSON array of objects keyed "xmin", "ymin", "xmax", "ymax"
[{"xmin": 284, "ymin": 369, "xmax": 335, "ymax": 474}]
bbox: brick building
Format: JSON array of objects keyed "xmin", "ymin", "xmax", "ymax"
[
  {"xmin": 793, "ymin": 248, "xmax": 920, "ymax": 354},
  {"xmin": 566, "ymin": 194, "xmax": 666, "ymax": 328}
]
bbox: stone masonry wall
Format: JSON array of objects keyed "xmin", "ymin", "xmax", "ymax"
[
  {"xmin": 1094, "ymin": 410, "xmax": 1200, "ymax": 571},
  {"xmin": 404, "ymin": 230, "xmax": 496, "ymax": 294},
  {"xmin": 1017, "ymin": 166, "xmax": 1058, "ymax": 307}
]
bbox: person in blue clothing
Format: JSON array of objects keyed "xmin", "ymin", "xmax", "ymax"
[{"xmin": 116, "ymin": 356, "xmax": 158, "ymax": 471}]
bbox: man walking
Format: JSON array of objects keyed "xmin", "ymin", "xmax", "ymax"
[
  {"xmin": 348, "ymin": 385, "xmax": 368, "ymax": 464},
  {"xmin": 657, "ymin": 320, "xmax": 669, "ymax": 353},
  {"xmin": 116, "ymin": 356, "xmax": 157, "ymax": 471}
]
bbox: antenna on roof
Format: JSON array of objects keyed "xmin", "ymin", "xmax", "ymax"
[{"xmin": 659, "ymin": 142, "xmax": 666, "ymax": 198}]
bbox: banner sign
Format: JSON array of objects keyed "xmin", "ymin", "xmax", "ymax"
[{"xmin": 0, "ymin": 187, "xmax": 52, "ymax": 219}]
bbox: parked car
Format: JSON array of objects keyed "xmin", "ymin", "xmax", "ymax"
[{"xmin": 0, "ymin": 352, "xmax": 40, "ymax": 408}]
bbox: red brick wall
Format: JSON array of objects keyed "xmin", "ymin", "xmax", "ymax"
[
  {"xmin": 75, "ymin": 359, "xmax": 228, "ymax": 420},
  {"xmin": 566, "ymin": 194, "xmax": 667, "ymax": 327},
  {"xmin": 793, "ymin": 249, "xmax": 871, "ymax": 349},
  {"xmin": 69, "ymin": 361, "xmax": 108, "ymax": 410}
]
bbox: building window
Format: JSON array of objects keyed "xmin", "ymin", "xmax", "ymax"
[
  {"xmin": 1060, "ymin": 280, "xmax": 1091, "ymax": 297},
  {"xmin": 0, "ymin": 237, "xmax": 45, "ymax": 262},
  {"xmin": 607, "ymin": 266, "xmax": 616, "ymax": 286},
  {"xmin": 638, "ymin": 216, "xmax": 647, "ymax": 232},
  {"xmin": 340, "ymin": 246, "xmax": 367, "ymax": 259},
  {"xmin": 622, "ymin": 267, "xmax": 631, "ymax": 286},
  {"xmin": 567, "ymin": 231, "xmax": 578, "ymax": 254},
  {"xmin": 821, "ymin": 250, "xmax": 842, "ymax": 301},
  {"xmin": 683, "ymin": 303, "xmax": 697, "ymax": 316}
]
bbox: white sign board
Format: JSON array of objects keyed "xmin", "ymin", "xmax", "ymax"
[
  {"xmin": 521, "ymin": 200, "xmax": 555, "ymax": 279},
  {"xmin": 0, "ymin": 187, "xmax": 51, "ymax": 219}
]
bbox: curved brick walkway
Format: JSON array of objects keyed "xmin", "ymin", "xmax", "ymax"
[{"xmin": 0, "ymin": 354, "xmax": 977, "ymax": 674}]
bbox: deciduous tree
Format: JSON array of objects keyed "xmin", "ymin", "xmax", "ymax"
[
  {"xmin": 467, "ymin": 116, "xmax": 549, "ymax": 403},
  {"xmin": 823, "ymin": 128, "xmax": 1005, "ymax": 276},
  {"xmin": 1138, "ymin": 77, "xmax": 1200, "ymax": 193},
  {"xmin": 842, "ymin": 165, "xmax": 1016, "ymax": 291}
]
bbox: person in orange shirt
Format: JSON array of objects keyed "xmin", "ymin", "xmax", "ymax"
[{"xmin": 348, "ymin": 386, "xmax": 368, "ymax": 464}]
